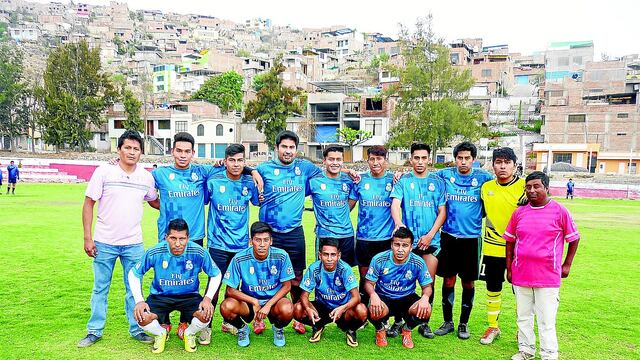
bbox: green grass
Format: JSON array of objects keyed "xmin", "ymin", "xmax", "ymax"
[{"xmin": 0, "ymin": 184, "xmax": 638, "ymax": 359}]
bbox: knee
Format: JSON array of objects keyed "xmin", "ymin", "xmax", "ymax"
[
  {"xmin": 138, "ymin": 312, "xmax": 157, "ymax": 326},
  {"xmin": 219, "ymin": 299, "xmax": 236, "ymax": 319},
  {"xmin": 293, "ymin": 302, "xmax": 305, "ymax": 320},
  {"xmin": 354, "ymin": 303, "xmax": 368, "ymax": 321},
  {"xmin": 444, "ymin": 277, "xmax": 457, "ymax": 287},
  {"xmin": 193, "ymin": 310, "xmax": 208, "ymax": 323},
  {"xmin": 276, "ymin": 298, "xmax": 294, "ymax": 318}
]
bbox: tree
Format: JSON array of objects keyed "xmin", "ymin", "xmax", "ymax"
[
  {"xmin": 336, "ymin": 127, "xmax": 372, "ymax": 159},
  {"xmin": 386, "ymin": 15, "xmax": 485, "ymax": 157},
  {"xmin": 244, "ymin": 55, "xmax": 303, "ymax": 148},
  {"xmin": 251, "ymin": 72, "xmax": 269, "ymax": 92},
  {"xmin": 40, "ymin": 40, "xmax": 118, "ymax": 151},
  {"xmin": 122, "ymin": 89, "xmax": 143, "ymax": 132},
  {"xmin": 191, "ymin": 71, "xmax": 243, "ymax": 114},
  {"xmin": 0, "ymin": 44, "xmax": 29, "ymax": 150}
]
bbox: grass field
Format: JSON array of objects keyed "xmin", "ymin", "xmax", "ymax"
[{"xmin": 0, "ymin": 183, "xmax": 638, "ymax": 359}]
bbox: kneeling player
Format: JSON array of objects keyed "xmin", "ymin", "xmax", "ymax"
[
  {"xmin": 128, "ymin": 219, "xmax": 222, "ymax": 353},
  {"xmin": 365, "ymin": 227, "xmax": 433, "ymax": 349},
  {"xmin": 220, "ymin": 221, "xmax": 295, "ymax": 347},
  {"xmin": 294, "ymin": 238, "xmax": 367, "ymax": 347}
]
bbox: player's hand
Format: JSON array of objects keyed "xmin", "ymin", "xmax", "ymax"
[
  {"xmin": 369, "ymin": 294, "xmax": 383, "ymax": 318},
  {"xmin": 107, "ymin": 157, "xmax": 120, "ymax": 165},
  {"xmin": 214, "ymin": 159, "xmax": 224, "ymax": 167},
  {"xmin": 506, "ymin": 268, "xmax": 512, "ymax": 283},
  {"xmin": 417, "ymin": 234, "xmax": 433, "ymax": 250},
  {"xmin": 329, "ymin": 305, "xmax": 346, "ymax": 323},
  {"xmin": 561, "ymin": 263, "xmax": 572, "ymax": 278},
  {"xmin": 258, "ymin": 192, "xmax": 265, "ymax": 203},
  {"xmin": 199, "ymin": 297, "xmax": 214, "ymax": 322},
  {"xmin": 346, "ymin": 169, "xmax": 361, "ymax": 184},
  {"xmin": 414, "ymin": 298, "xmax": 431, "ymax": 319},
  {"xmin": 394, "ymin": 223, "xmax": 406, "ymax": 232},
  {"xmin": 84, "ymin": 238, "xmax": 97, "ymax": 258},
  {"xmin": 251, "ymin": 170, "xmax": 264, "ymax": 194},
  {"xmin": 306, "ymin": 307, "xmax": 320, "ymax": 325},
  {"xmin": 134, "ymin": 301, "xmax": 150, "ymax": 323},
  {"xmin": 393, "ymin": 170, "xmax": 406, "ymax": 184},
  {"xmin": 256, "ymin": 303, "xmax": 271, "ymax": 322}
]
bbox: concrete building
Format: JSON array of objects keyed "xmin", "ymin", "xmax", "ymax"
[{"xmin": 545, "ymin": 41, "xmax": 594, "ymax": 83}]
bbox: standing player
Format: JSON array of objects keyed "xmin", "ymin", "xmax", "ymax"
[
  {"xmin": 78, "ymin": 130, "xmax": 158, "ymax": 348},
  {"xmin": 128, "ymin": 219, "xmax": 222, "ymax": 353},
  {"xmin": 434, "ymin": 142, "xmax": 493, "ymax": 339},
  {"xmin": 294, "ymin": 238, "xmax": 367, "ymax": 347},
  {"xmin": 220, "ymin": 221, "xmax": 295, "ymax": 348},
  {"xmin": 308, "ymin": 145, "xmax": 356, "ymax": 266},
  {"xmin": 479, "ymin": 147, "xmax": 526, "ymax": 345},
  {"xmin": 6, "ymin": 160, "xmax": 19, "ymax": 194},
  {"xmin": 566, "ymin": 178, "xmax": 575, "ymax": 200},
  {"xmin": 505, "ymin": 171, "xmax": 580, "ymax": 360},
  {"xmin": 390, "ymin": 142, "xmax": 446, "ymax": 338},
  {"xmin": 365, "ymin": 227, "xmax": 433, "ymax": 349}
]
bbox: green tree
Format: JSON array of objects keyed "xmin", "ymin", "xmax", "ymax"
[
  {"xmin": 336, "ymin": 127, "xmax": 372, "ymax": 159},
  {"xmin": 40, "ymin": 40, "xmax": 118, "ymax": 151},
  {"xmin": 113, "ymin": 36, "xmax": 126, "ymax": 55},
  {"xmin": 244, "ymin": 55, "xmax": 303, "ymax": 149},
  {"xmin": 191, "ymin": 71, "xmax": 244, "ymax": 114},
  {"xmin": 251, "ymin": 72, "xmax": 269, "ymax": 92},
  {"xmin": 0, "ymin": 44, "xmax": 29, "ymax": 150},
  {"xmin": 122, "ymin": 89, "xmax": 143, "ymax": 132},
  {"xmin": 236, "ymin": 49, "xmax": 251, "ymax": 57},
  {"xmin": 386, "ymin": 15, "xmax": 484, "ymax": 157}
]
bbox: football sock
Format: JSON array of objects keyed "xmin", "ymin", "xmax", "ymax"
[
  {"xmin": 460, "ymin": 287, "xmax": 475, "ymax": 324},
  {"xmin": 142, "ymin": 320, "xmax": 167, "ymax": 336},
  {"xmin": 185, "ymin": 317, "xmax": 209, "ymax": 336},
  {"xmin": 487, "ymin": 290, "xmax": 502, "ymax": 328},
  {"xmin": 442, "ymin": 286, "xmax": 455, "ymax": 322}
]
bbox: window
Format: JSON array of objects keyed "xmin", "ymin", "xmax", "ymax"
[
  {"xmin": 156, "ymin": 85, "xmax": 164, "ymax": 92},
  {"xmin": 557, "ymin": 57, "xmax": 569, "ymax": 66},
  {"xmin": 216, "ymin": 124, "xmax": 223, "ymax": 136},
  {"xmin": 572, "ymin": 56, "xmax": 582, "ymax": 65},
  {"xmin": 450, "ymin": 53, "xmax": 460, "ymax": 65},
  {"xmin": 553, "ymin": 153, "xmax": 572, "ymax": 164},
  {"xmin": 175, "ymin": 121, "xmax": 188, "ymax": 132},
  {"xmin": 617, "ymin": 133, "xmax": 627, "ymax": 136},
  {"xmin": 157, "ymin": 75, "xmax": 165, "ymax": 82},
  {"xmin": 157, "ymin": 120, "xmax": 170, "ymax": 129},
  {"xmin": 390, "ymin": 46, "xmax": 399, "ymax": 55},
  {"xmin": 99, "ymin": 133, "xmax": 106, "ymax": 141},
  {"xmin": 617, "ymin": 113, "xmax": 629, "ymax": 118},
  {"xmin": 364, "ymin": 119, "xmax": 382, "ymax": 136},
  {"xmin": 568, "ymin": 114, "xmax": 586, "ymax": 123},
  {"xmin": 197, "ymin": 124, "xmax": 204, "ymax": 136},
  {"xmin": 365, "ymin": 98, "xmax": 383, "ymax": 111},
  {"xmin": 113, "ymin": 120, "xmax": 124, "ymax": 129},
  {"xmin": 481, "ymin": 69, "xmax": 492, "ymax": 77},
  {"xmin": 378, "ymin": 48, "xmax": 385, "ymax": 54},
  {"xmin": 249, "ymin": 143, "xmax": 258, "ymax": 153},
  {"xmin": 629, "ymin": 163, "xmax": 637, "ymax": 175},
  {"xmin": 381, "ymin": 71, "xmax": 390, "ymax": 78}
]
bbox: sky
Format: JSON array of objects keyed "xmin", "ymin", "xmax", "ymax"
[{"xmin": 32, "ymin": 0, "xmax": 639, "ymax": 58}]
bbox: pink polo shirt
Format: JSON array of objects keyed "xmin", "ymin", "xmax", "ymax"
[
  {"xmin": 504, "ymin": 200, "xmax": 580, "ymax": 288},
  {"xmin": 85, "ymin": 164, "xmax": 157, "ymax": 246}
]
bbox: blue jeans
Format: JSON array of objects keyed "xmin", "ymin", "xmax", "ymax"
[{"xmin": 86, "ymin": 241, "xmax": 145, "ymax": 337}]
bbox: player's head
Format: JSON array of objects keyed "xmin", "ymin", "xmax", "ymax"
[
  {"xmin": 172, "ymin": 132, "xmax": 195, "ymax": 169},
  {"xmin": 492, "ymin": 147, "xmax": 517, "ymax": 183},
  {"xmin": 391, "ymin": 227, "xmax": 414, "ymax": 263},
  {"xmin": 318, "ymin": 238, "xmax": 341, "ymax": 272},
  {"xmin": 367, "ymin": 145, "xmax": 387, "ymax": 176},
  {"xmin": 152, "ymin": 164, "xmax": 158, "ymax": 169},
  {"xmin": 225, "ymin": 144, "xmax": 246, "ymax": 177},
  {"xmin": 453, "ymin": 141, "xmax": 477, "ymax": 175},
  {"xmin": 250, "ymin": 221, "xmax": 273, "ymax": 260},
  {"xmin": 410, "ymin": 143, "xmax": 431, "ymax": 175},
  {"xmin": 117, "ymin": 130, "xmax": 143, "ymax": 166},
  {"xmin": 322, "ymin": 145, "xmax": 344, "ymax": 176},
  {"xmin": 275, "ymin": 130, "xmax": 299, "ymax": 165},
  {"xmin": 569, "ymin": 178, "xmax": 573, "ymax": 182},
  {"xmin": 165, "ymin": 218, "xmax": 190, "ymax": 256},
  {"xmin": 10, "ymin": 160, "xmax": 14, "ymax": 165},
  {"xmin": 525, "ymin": 171, "xmax": 549, "ymax": 206}
]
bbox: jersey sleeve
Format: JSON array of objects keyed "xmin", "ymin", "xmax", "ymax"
[
  {"xmin": 436, "ymin": 178, "xmax": 447, "ymax": 207},
  {"xmin": 390, "ymin": 179, "xmax": 404, "ymax": 200},
  {"xmin": 417, "ymin": 259, "xmax": 433, "ymax": 286},
  {"xmin": 201, "ymin": 251, "xmax": 221, "ymax": 278},
  {"xmin": 365, "ymin": 258, "xmax": 380, "ymax": 282},
  {"xmin": 223, "ymin": 256, "xmax": 241, "ymax": 289},
  {"xmin": 249, "ymin": 181, "xmax": 260, "ymax": 206},
  {"xmin": 348, "ymin": 182, "xmax": 359, "ymax": 201},
  {"xmin": 280, "ymin": 253, "xmax": 295, "ymax": 282},
  {"xmin": 560, "ymin": 207, "xmax": 580, "ymax": 243},
  {"xmin": 202, "ymin": 164, "xmax": 225, "ymax": 180},
  {"xmin": 342, "ymin": 266, "xmax": 358, "ymax": 291},
  {"xmin": 299, "ymin": 266, "xmax": 316, "ymax": 293},
  {"xmin": 503, "ymin": 210, "xmax": 519, "ymax": 242},
  {"xmin": 301, "ymin": 159, "xmax": 322, "ymax": 178},
  {"xmin": 85, "ymin": 166, "xmax": 105, "ymax": 201},
  {"xmin": 242, "ymin": 166, "xmax": 254, "ymax": 176},
  {"xmin": 132, "ymin": 250, "xmax": 153, "ymax": 279}
]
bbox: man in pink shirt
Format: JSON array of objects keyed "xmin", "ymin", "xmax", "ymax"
[
  {"xmin": 504, "ymin": 171, "xmax": 580, "ymax": 360},
  {"xmin": 78, "ymin": 130, "xmax": 159, "ymax": 348}
]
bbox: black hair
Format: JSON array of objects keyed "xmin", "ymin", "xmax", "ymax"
[
  {"xmin": 410, "ymin": 142, "xmax": 431, "ymax": 155},
  {"xmin": 225, "ymin": 143, "xmax": 245, "ymax": 158},
  {"xmin": 323, "ymin": 145, "xmax": 344, "ymax": 158},
  {"xmin": 117, "ymin": 130, "xmax": 144, "ymax": 152},
  {"xmin": 367, "ymin": 145, "xmax": 388, "ymax": 158},
  {"xmin": 173, "ymin": 132, "xmax": 195, "ymax": 149},
  {"xmin": 453, "ymin": 141, "xmax": 477, "ymax": 159},
  {"xmin": 167, "ymin": 218, "xmax": 189, "ymax": 236},
  {"xmin": 250, "ymin": 221, "xmax": 273, "ymax": 238},
  {"xmin": 392, "ymin": 227, "xmax": 414, "ymax": 243},
  {"xmin": 275, "ymin": 130, "xmax": 299, "ymax": 147},
  {"xmin": 319, "ymin": 238, "xmax": 340, "ymax": 252},
  {"xmin": 492, "ymin": 147, "xmax": 517, "ymax": 164},
  {"xmin": 525, "ymin": 171, "xmax": 549, "ymax": 188}
]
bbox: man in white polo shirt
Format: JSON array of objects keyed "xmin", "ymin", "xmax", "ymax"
[{"xmin": 78, "ymin": 130, "xmax": 159, "ymax": 348}]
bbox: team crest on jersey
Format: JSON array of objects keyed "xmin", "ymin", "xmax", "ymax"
[
  {"xmin": 185, "ymin": 260, "xmax": 193, "ymax": 270},
  {"xmin": 286, "ymin": 266, "xmax": 293, "ymax": 275},
  {"xmin": 405, "ymin": 270, "xmax": 413, "ymax": 280},
  {"xmin": 274, "ymin": 169, "xmax": 280, "ymax": 176},
  {"xmin": 169, "ymin": 173, "xmax": 175, "ymax": 181},
  {"xmin": 342, "ymin": 183, "xmax": 348, "ymax": 192},
  {"xmin": 428, "ymin": 183, "xmax": 435, "ymax": 192},
  {"xmin": 335, "ymin": 277, "xmax": 342, "ymax": 286},
  {"xmin": 242, "ymin": 186, "xmax": 248, "ymax": 196},
  {"xmin": 270, "ymin": 265, "xmax": 278, "ymax": 275},
  {"xmin": 162, "ymin": 260, "xmax": 168, "ymax": 269},
  {"xmin": 219, "ymin": 185, "xmax": 226, "ymax": 193},
  {"xmin": 471, "ymin": 178, "xmax": 478, "ymax": 187},
  {"xmin": 224, "ymin": 271, "xmax": 231, "ymax": 279},
  {"xmin": 450, "ymin": 176, "xmax": 456, "ymax": 183},
  {"xmin": 367, "ymin": 268, "xmax": 374, "ymax": 275},
  {"xmin": 364, "ymin": 183, "xmax": 370, "ymax": 190},
  {"xmin": 304, "ymin": 278, "xmax": 311, "ymax": 287},
  {"xmin": 385, "ymin": 183, "xmax": 392, "ymax": 192},
  {"xmin": 295, "ymin": 166, "xmax": 301, "ymax": 176},
  {"xmin": 249, "ymin": 266, "xmax": 255, "ymax": 275},
  {"xmin": 320, "ymin": 183, "xmax": 327, "ymax": 191},
  {"xmin": 383, "ymin": 267, "xmax": 389, "ymax": 275},
  {"xmin": 347, "ymin": 275, "xmax": 354, "ymax": 283},
  {"xmin": 410, "ymin": 182, "xmax": 415, "ymax": 190},
  {"xmin": 191, "ymin": 172, "xmax": 199, "ymax": 181}
]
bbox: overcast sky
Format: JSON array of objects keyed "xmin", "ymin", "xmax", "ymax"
[{"xmin": 33, "ymin": 0, "xmax": 639, "ymax": 57}]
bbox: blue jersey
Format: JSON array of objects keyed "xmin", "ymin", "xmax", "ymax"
[
  {"xmin": 391, "ymin": 172, "xmax": 447, "ymax": 248},
  {"xmin": 301, "ymin": 259, "xmax": 358, "ymax": 309},
  {"xmin": 567, "ymin": 181, "xmax": 574, "ymax": 191},
  {"xmin": 365, "ymin": 250, "xmax": 432, "ymax": 299},
  {"xmin": 153, "ymin": 164, "xmax": 223, "ymax": 242},
  {"xmin": 7, "ymin": 165, "xmax": 19, "ymax": 180},
  {"xmin": 206, "ymin": 172, "xmax": 260, "ymax": 252},
  {"xmin": 308, "ymin": 172, "xmax": 355, "ymax": 238},
  {"xmin": 437, "ymin": 167, "xmax": 493, "ymax": 238},
  {"xmin": 132, "ymin": 242, "xmax": 220, "ymax": 297},
  {"xmin": 223, "ymin": 247, "xmax": 295, "ymax": 305},
  {"xmin": 257, "ymin": 158, "xmax": 321, "ymax": 233},
  {"xmin": 350, "ymin": 172, "xmax": 395, "ymax": 241}
]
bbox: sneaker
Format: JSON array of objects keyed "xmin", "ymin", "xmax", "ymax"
[
  {"xmin": 346, "ymin": 329, "xmax": 358, "ymax": 347},
  {"xmin": 511, "ymin": 351, "xmax": 535, "ymax": 360},
  {"xmin": 292, "ymin": 320, "xmax": 306, "ymax": 334},
  {"xmin": 132, "ymin": 333, "xmax": 154, "ymax": 344},
  {"xmin": 237, "ymin": 325, "xmax": 250, "ymax": 347},
  {"xmin": 221, "ymin": 321, "xmax": 238, "ymax": 335},
  {"xmin": 152, "ymin": 332, "xmax": 168, "ymax": 354},
  {"xmin": 309, "ymin": 326, "xmax": 324, "ymax": 343},
  {"xmin": 253, "ymin": 319, "xmax": 266, "ymax": 335},
  {"xmin": 480, "ymin": 327, "xmax": 501, "ymax": 345},
  {"xmin": 418, "ymin": 323, "xmax": 435, "ymax": 339},
  {"xmin": 434, "ymin": 321, "xmax": 455, "ymax": 336},
  {"xmin": 177, "ymin": 321, "xmax": 188, "ymax": 340},
  {"xmin": 386, "ymin": 320, "xmax": 405, "ymax": 338},
  {"xmin": 457, "ymin": 323, "xmax": 470, "ymax": 340},
  {"xmin": 375, "ymin": 328, "xmax": 388, "ymax": 347},
  {"xmin": 184, "ymin": 333, "xmax": 197, "ymax": 353},
  {"xmin": 273, "ymin": 325, "xmax": 286, "ymax": 347},
  {"xmin": 401, "ymin": 328, "xmax": 414, "ymax": 349},
  {"xmin": 161, "ymin": 324, "xmax": 172, "ymax": 341},
  {"xmin": 197, "ymin": 327, "xmax": 211, "ymax": 345},
  {"xmin": 77, "ymin": 334, "xmax": 102, "ymax": 348}
]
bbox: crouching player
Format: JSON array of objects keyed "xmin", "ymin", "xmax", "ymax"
[
  {"xmin": 220, "ymin": 221, "xmax": 295, "ymax": 347},
  {"xmin": 365, "ymin": 227, "xmax": 433, "ymax": 349},
  {"xmin": 294, "ymin": 238, "xmax": 368, "ymax": 347},
  {"xmin": 128, "ymin": 219, "xmax": 222, "ymax": 353}
]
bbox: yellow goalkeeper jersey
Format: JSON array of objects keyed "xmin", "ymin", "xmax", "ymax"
[{"xmin": 481, "ymin": 176, "xmax": 526, "ymax": 258}]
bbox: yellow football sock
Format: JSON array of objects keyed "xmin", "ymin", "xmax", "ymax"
[{"xmin": 487, "ymin": 291, "xmax": 502, "ymax": 328}]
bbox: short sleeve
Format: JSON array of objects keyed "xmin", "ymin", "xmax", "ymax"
[
  {"xmin": 280, "ymin": 254, "xmax": 295, "ymax": 282},
  {"xmin": 349, "ymin": 182, "xmax": 359, "ymax": 201},
  {"xmin": 85, "ymin": 166, "xmax": 105, "ymax": 201},
  {"xmin": 390, "ymin": 179, "xmax": 404, "ymax": 200},
  {"xmin": 342, "ymin": 266, "xmax": 358, "ymax": 291},
  {"xmin": 202, "ymin": 251, "xmax": 221, "ymax": 277},
  {"xmin": 364, "ymin": 260, "xmax": 380, "ymax": 282},
  {"xmin": 132, "ymin": 250, "xmax": 153, "ymax": 279},
  {"xmin": 299, "ymin": 266, "xmax": 316, "ymax": 293},
  {"xmin": 417, "ymin": 260, "xmax": 433, "ymax": 286},
  {"xmin": 223, "ymin": 256, "xmax": 241, "ymax": 289},
  {"xmin": 561, "ymin": 207, "xmax": 580, "ymax": 243},
  {"xmin": 503, "ymin": 210, "xmax": 519, "ymax": 242},
  {"xmin": 301, "ymin": 159, "xmax": 322, "ymax": 179},
  {"xmin": 202, "ymin": 164, "xmax": 225, "ymax": 180},
  {"xmin": 437, "ymin": 180, "xmax": 447, "ymax": 207},
  {"xmin": 249, "ymin": 181, "xmax": 260, "ymax": 206}
]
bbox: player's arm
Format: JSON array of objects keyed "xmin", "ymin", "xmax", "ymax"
[
  {"xmin": 562, "ymin": 239, "xmax": 579, "ymax": 278},
  {"xmin": 300, "ymin": 290, "xmax": 320, "ymax": 324},
  {"xmin": 82, "ymin": 197, "xmax": 97, "ymax": 258},
  {"xmin": 127, "ymin": 266, "xmax": 150, "ymax": 323},
  {"xmin": 505, "ymin": 241, "xmax": 514, "ymax": 283},
  {"xmin": 147, "ymin": 198, "xmax": 160, "ymax": 210},
  {"xmin": 391, "ymin": 198, "xmax": 404, "ymax": 229},
  {"xmin": 413, "ymin": 284, "xmax": 433, "ymax": 319},
  {"xmin": 349, "ymin": 199, "xmax": 357, "ymax": 211},
  {"xmin": 364, "ymin": 279, "xmax": 384, "ymax": 318},
  {"xmin": 330, "ymin": 287, "xmax": 361, "ymax": 322},
  {"xmin": 198, "ymin": 273, "xmax": 222, "ymax": 322},
  {"xmin": 256, "ymin": 280, "xmax": 292, "ymax": 321},
  {"xmin": 226, "ymin": 286, "xmax": 262, "ymax": 318},
  {"xmin": 417, "ymin": 204, "xmax": 446, "ymax": 249}
]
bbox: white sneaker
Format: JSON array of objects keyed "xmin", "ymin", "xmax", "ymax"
[
  {"xmin": 197, "ymin": 327, "xmax": 211, "ymax": 345},
  {"xmin": 511, "ymin": 351, "xmax": 535, "ymax": 360}
]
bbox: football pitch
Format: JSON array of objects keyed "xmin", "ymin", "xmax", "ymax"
[{"xmin": 0, "ymin": 184, "xmax": 638, "ymax": 359}]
